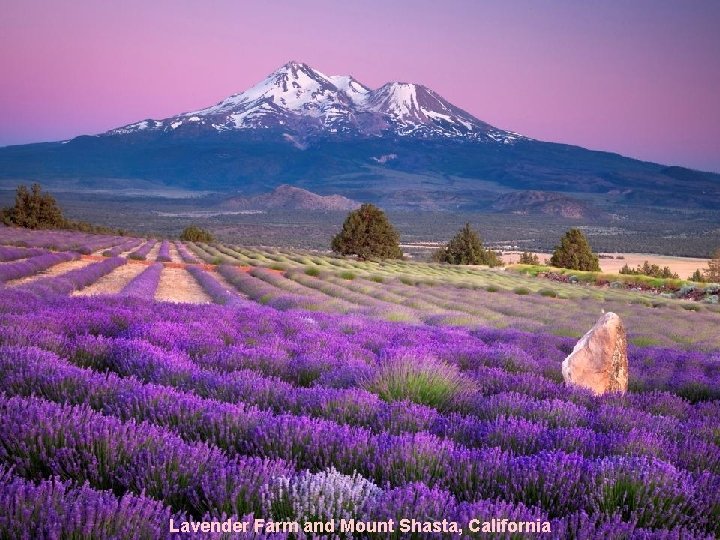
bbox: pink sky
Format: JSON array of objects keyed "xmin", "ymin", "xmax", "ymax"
[{"xmin": 1, "ymin": 0, "xmax": 719, "ymax": 172}]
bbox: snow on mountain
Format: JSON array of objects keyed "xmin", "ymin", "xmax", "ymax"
[{"xmin": 107, "ymin": 61, "xmax": 524, "ymax": 143}]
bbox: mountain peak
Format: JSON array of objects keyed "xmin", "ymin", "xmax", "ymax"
[{"xmin": 106, "ymin": 61, "xmax": 524, "ymax": 143}]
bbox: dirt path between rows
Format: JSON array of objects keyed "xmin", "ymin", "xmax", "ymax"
[
  {"xmin": 73, "ymin": 263, "xmax": 146, "ymax": 296},
  {"xmin": 155, "ymin": 267, "xmax": 212, "ymax": 304},
  {"xmin": 6, "ymin": 259, "xmax": 95, "ymax": 286}
]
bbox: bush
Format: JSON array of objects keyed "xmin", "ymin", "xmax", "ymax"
[
  {"xmin": 690, "ymin": 269, "xmax": 705, "ymax": 282},
  {"xmin": 704, "ymin": 249, "xmax": 720, "ymax": 283},
  {"xmin": 331, "ymin": 204, "xmax": 402, "ymax": 260},
  {"xmin": 1, "ymin": 184, "xmax": 66, "ymax": 229},
  {"xmin": 265, "ymin": 467, "xmax": 381, "ymax": 523},
  {"xmin": 518, "ymin": 252, "xmax": 540, "ymax": 265},
  {"xmin": 550, "ymin": 229, "xmax": 600, "ymax": 271},
  {"xmin": 305, "ymin": 267, "xmax": 321, "ymax": 277},
  {"xmin": 339, "ymin": 271, "xmax": 355, "ymax": 280},
  {"xmin": 364, "ymin": 357, "xmax": 467, "ymax": 410},
  {"xmin": 179, "ymin": 226, "xmax": 214, "ymax": 242},
  {"xmin": 538, "ymin": 288, "xmax": 558, "ymax": 297},
  {"xmin": 433, "ymin": 223, "xmax": 502, "ymax": 267},
  {"xmin": 620, "ymin": 261, "xmax": 679, "ymax": 279},
  {"xmin": 513, "ymin": 287, "xmax": 531, "ymax": 295}
]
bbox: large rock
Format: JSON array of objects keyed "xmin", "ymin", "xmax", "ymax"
[{"xmin": 562, "ymin": 312, "xmax": 628, "ymax": 395}]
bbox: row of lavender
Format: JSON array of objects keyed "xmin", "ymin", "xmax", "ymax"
[
  {"xmin": 0, "ymin": 289, "xmax": 717, "ymax": 537},
  {"xmin": 0, "ymin": 225, "xmax": 131, "ymax": 254}
]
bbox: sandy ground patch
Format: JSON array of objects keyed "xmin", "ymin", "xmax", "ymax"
[
  {"xmin": 155, "ymin": 267, "xmax": 212, "ymax": 304},
  {"xmin": 146, "ymin": 242, "xmax": 161, "ymax": 262},
  {"xmin": 168, "ymin": 243, "xmax": 183, "ymax": 263},
  {"xmin": 596, "ymin": 253, "xmax": 709, "ymax": 279},
  {"xmin": 6, "ymin": 259, "xmax": 94, "ymax": 286},
  {"xmin": 501, "ymin": 252, "xmax": 709, "ymax": 279},
  {"xmin": 73, "ymin": 263, "xmax": 146, "ymax": 296}
]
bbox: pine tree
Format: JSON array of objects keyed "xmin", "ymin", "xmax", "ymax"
[
  {"xmin": 518, "ymin": 252, "xmax": 540, "ymax": 265},
  {"xmin": 1, "ymin": 183, "xmax": 66, "ymax": 229},
  {"xmin": 704, "ymin": 249, "xmax": 720, "ymax": 283},
  {"xmin": 549, "ymin": 228, "xmax": 600, "ymax": 271},
  {"xmin": 690, "ymin": 269, "xmax": 705, "ymax": 283},
  {"xmin": 434, "ymin": 223, "xmax": 502, "ymax": 266},
  {"xmin": 331, "ymin": 204, "xmax": 402, "ymax": 260}
]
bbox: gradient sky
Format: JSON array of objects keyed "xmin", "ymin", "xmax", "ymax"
[{"xmin": 1, "ymin": 0, "xmax": 719, "ymax": 172}]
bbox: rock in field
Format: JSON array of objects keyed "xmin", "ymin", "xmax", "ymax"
[{"xmin": 562, "ymin": 312, "xmax": 628, "ymax": 395}]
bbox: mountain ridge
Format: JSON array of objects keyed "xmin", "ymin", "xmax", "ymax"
[
  {"xmin": 0, "ymin": 60, "xmax": 718, "ymax": 213},
  {"xmin": 106, "ymin": 61, "xmax": 523, "ymax": 143}
]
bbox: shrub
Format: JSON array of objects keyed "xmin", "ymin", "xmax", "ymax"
[
  {"xmin": 305, "ymin": 267, "xmax": 321, "ymax": 277},
  {"xmin": 550, "ymin": 229, "xmax": 600, "ymax": 271},
  {"xmin": 179, "ymin": 226, "xmax": 214, "ymax": 242},
  {"xmin": 331, "ymin": 204, "xmax": 402, "ymax": 260},
  {"xmin": 704, "ymin": 249, "xmax": 720, "ymax": 283},
  {"xmin": 513, "ymin": 287, "xmax": 531, "ymax": 295},
  {"xmin": 1, "ymin": 183, "xmax": 66, "ymax": 229},
  {"xmin": 690, "ymin": 269, "xmax": 705, "ymax": 282},
  {"xmin": 486, "ymin": 285, "xmax": 499, "ymax": 292},
  {"xmin": 364, "ymin": 357, "xmax": 467, "ymax": 410},
  {"xmin": 620, "ymin": 261, "xmax": 679, "ymax": 279},
  {"xmin": 339, "ymin": 271, "xmax": 355, "ymax": 280},
  {"xmin": 518, "ymin": 252, "xmax": 540, "ymax": 265},
  {"xmin": 265, "ymin": 467, "xmax": 381, "ymax": 523},
  {"xmin": 538, "ymin": 288, "xmax": 557, "ymax": 297},
  {"xmin": 433, "ymin": 223, "xmax": 502, "ymax": 267}
]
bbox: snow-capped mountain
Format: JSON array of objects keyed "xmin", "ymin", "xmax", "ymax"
[{"xmin": 108, "ymin": 61, "xmax": 523, "ymax": 143}]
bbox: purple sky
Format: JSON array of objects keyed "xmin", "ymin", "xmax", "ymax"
[{"xmin": 1, "ymin": 0, "xmax": 719, "ymax": 172}]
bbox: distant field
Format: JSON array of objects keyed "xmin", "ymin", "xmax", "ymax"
[{"xmin": 502, "ymin": 251, "xmax": 709, "ymax": 279}]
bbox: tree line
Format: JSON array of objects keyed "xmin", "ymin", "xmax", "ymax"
[{"xmin": 330, "ymin": 203, "xmax": 720, "ymax": 281}]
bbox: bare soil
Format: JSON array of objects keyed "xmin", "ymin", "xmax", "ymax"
[
  {"xmin": 73, "ymin": 262, "xmax": 146, "ymax": 296},
  {"xmin": 154, "ymin": 267, "xmax": 212, "ymax": 304},
  {"xmin": 6, "ymin": 259, "xmax": 94, "ymax": 286}
]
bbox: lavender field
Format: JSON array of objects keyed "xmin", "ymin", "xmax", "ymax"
[{"xmin": 0, "ymin": 227, "xmax": 719, "ymax": 538}]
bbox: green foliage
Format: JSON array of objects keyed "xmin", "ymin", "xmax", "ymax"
[
  {"xmin": 704, "ymin": 249, "xmax": 720, "ymax": 283},
  {"xmin": 304, "ymin": 267, "xmax": 321, "ymax": 277},
  {"xmin": 1, "ymin": 183, "xmax": 122, "ymax": 234},
  {"xmin": 331, "ymin": 204, "xmax": 402, "ymax": 260},
  {"xmin": 179, "ymin": 225, "xmax": 214, "ymax": 242},
  {"xmin": 620, "ymin": 261, "xmax": 679, "ymax": 279},
  {"xmin": 433, "ymin": 223, "xmax": 502, "ymax": 267},
  {"xmin": 1, "ymin": 183, "xmax": 66, "ymax": 229},
  {"xmin": 513, "ymin": 286, "xmax": 531, "ymax": 295},
  {"xmin": 550, "ymin": 228, "xmax": 600, "ymax": 271},
  {"xmin": 339, "ymin": 271, "xmax": 356, "ymax": 280},
  {"xmin": 538, "ymin": 288, "xmax": 558, "ymax": 298},
  {"xmin": 518, "ymin": 252, "xmax": 540, "ymax": 265},
  {"xmin": 364, "ymin": 357, "xmax": 466, "ymax": 410},
  {"xmin": 690, "ymin": 269, "xmax": 706, "ymax": 283}
]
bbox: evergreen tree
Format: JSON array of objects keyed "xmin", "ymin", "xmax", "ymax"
[
  {"xmin": 518, "ymin": 252, "xmax": 540, "ymax": 265},
  {"xmin": 180, "ymin": 225, "xmax": 214, "ymax": 242},
  {"xmin": 434, "ymin": 223, "xmax": 502, "ymax": 266},
  {"xmin": 690, "ymin": 269, "xmax": 705, "ymax": 283},
  {"xmin": 704, "ymin": 249, "xmax": 720, "ymax": 283},
  {"xmin": 549, "ymin": 228, "xmax": 600, "ymax": 271},
  {"xmin": 1, "ymin": 183, "xmax": 66, "ymax": 229},
  {"xmin": 331, "ymin": 204, "xmax": 402, "ymax": 260}
]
